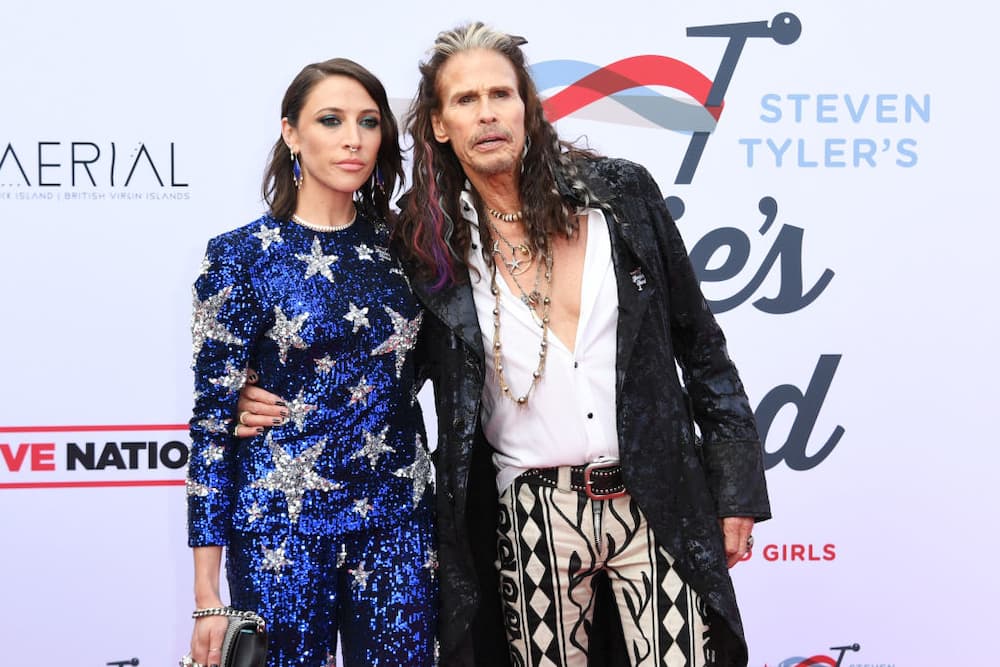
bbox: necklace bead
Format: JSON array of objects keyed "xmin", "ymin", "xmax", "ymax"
[{"xmin": 487, "ymin": 206, "xmax": 523, "ymax": 223}]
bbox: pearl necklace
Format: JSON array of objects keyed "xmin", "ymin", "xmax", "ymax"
[
  {"xmin": 487, "ymin": 206, "xmax": 523, "ymax": 223},
  {"xmin": 490, "ymin": 250, "xmax": 553, "ymax": 405},
  {"xmin": 291, "ymin": 213, "xmax": 356, "ymax": 232}
]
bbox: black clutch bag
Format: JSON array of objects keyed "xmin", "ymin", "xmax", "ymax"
[
  {"xmin": 183, "ymin": 607, "xmax": 268, "ymax": 667},
  {"xmin": 219, "ymin": 609, "xmax": 267, "ymax": 667}
]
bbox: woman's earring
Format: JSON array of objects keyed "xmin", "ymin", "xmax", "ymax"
[
  {"xmin": 374, "ymin": 164, "xmax": 385, "ymax": 196},
  {"xmin": 290, "ymin": 147, "xmax": 302, "ymax": 189}
]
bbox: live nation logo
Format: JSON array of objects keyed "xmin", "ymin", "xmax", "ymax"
[
  {"xmin": 0, "ymin": 424, "xmax": 189, "ymax": 489},
  {"xmin": 0, "ymin": 140, "xmax": 190, "ymax": 202}
]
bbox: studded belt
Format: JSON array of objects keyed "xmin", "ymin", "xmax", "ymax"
[{"xmin": 521, "ymin": 462, "xmax": 627, "ymax": 500}]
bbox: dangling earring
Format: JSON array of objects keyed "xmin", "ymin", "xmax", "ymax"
[
  {"xmin": 374, "ymin": 164, "xmax": 385, "ymax": 196},
  {"xmin": 290, "ymin": 147, "xmax": 302, "ymax": 189}
]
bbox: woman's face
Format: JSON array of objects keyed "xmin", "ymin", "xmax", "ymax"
[{"xmin": 283, "ymin": 75, "xmax": 383, "ymax": 198}]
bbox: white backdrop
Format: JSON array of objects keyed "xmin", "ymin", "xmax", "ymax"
[{"xmin": 1, "ymin": 2, "xmax": 996, "ymax": 665}]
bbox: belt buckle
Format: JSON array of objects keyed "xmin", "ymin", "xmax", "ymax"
[{"xmin": 582, "ymin": 461, "xmax": 626, "ymax": 500}]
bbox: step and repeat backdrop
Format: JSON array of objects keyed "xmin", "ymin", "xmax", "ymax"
[{"xmin": 1, "ymin": 2, "xmax": 995, "ymax": 665}]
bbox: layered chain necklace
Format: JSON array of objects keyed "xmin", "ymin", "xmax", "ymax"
[
  {"xmin": 488, "ymin": 222, "xmax": 554, "ymax": 405},
  {"xmin": 485, "ymin": 217, "xmax": 539, "ymax": 298}
]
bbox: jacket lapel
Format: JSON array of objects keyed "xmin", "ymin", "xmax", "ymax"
[
  {"xmin": 412, "ymin": 272, "xmax": 485, "ymax": 363},
  {"xmin": 605, "ymin": 206, "xmax": 655, "ymax": 392},
  {"xmin": 576, "ymin": 164, "xmax": 657, "ymax": 393}
]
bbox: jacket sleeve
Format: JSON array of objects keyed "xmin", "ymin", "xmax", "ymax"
[
  {"xmin": 187, "ymin": 234, "xmax": 265, "ymax": 545},
  {"xmin": 636, "ymin": 165, "xmax": 771, "ymax": 521}
]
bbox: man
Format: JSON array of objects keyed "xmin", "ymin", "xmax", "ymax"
[
  {"xmin": 240, "ymin": 22, "xmax": 769, "ymax": 667},
  {"xmin": 394, "ymin": 22, "xmax": 770, "ymax": 667}
]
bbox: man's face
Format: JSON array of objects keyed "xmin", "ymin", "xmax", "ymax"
[{"xmin": 431, "ymin": 48, "xmax": 526, "ymax": 179}]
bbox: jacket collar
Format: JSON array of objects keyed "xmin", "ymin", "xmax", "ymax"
[{"xmin": 408, "ymin": 191, "xmax": 485, "ymax": 361}]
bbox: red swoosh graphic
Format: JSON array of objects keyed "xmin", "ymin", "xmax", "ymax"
[
  {"xmin": 542, "ymin": 55, "xmax": 723, "ymax": 123},
  {"xmin": 794, "ymin": 657, "xmax": 837, "ymax": 667}
]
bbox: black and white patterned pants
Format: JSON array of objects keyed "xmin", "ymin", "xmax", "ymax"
[{"xmin": 497, "ymin": 477, "xmax": 710, "ymax": 666}]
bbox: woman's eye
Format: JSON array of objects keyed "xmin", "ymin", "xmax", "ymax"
[
  {"xmin": 360, "ymin": 116, "xmax": 380, "ymax": 129},
  {"xmin": 319, "ymin": 115, "xmax": 341, "ymax": 127}
]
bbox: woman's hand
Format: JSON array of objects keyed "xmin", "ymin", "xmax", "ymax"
[
  {"xmin": 190, "ymin": 615, "xmax": 229, "ymax": 667},
  {"xmin": 233, "ymin": 372, "xmax": 288, "ymax": 438}
]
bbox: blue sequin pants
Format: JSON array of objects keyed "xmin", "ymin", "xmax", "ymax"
[{"xmin": 226, "ymin": 500, "xmax": 437, "ymax": 667}]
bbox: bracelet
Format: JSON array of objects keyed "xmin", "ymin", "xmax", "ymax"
[
  {"xmin": 192, "ymin": 606, "xmax": 266, "ymax": 631},
  {"xmin": 192, "ymin": 606, "xmax": 232, "ymax": 619}
]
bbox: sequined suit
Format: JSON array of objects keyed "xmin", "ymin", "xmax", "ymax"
[{"xmin": 187, "ymin": 211, "xmax": 437, "ymax": 667}]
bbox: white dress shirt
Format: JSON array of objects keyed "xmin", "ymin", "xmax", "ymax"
[{"xmin": 460, "ymin": 192, "xmax": 620, "ymax": 492}]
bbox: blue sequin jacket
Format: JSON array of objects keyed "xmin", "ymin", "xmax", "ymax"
[{"xmin": 187, "ymin": 212, "xmax": 430, "ymax": 546}]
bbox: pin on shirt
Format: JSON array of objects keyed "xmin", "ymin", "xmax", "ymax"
[{"xmin": 630, "ymin": 267, "xmax": 647, "ymax": 291}]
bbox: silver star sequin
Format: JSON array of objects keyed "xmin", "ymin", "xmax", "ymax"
[
  {"xmin": 314, "ymin": 355, "xmax": 335, "ymax": 374},
  {"xmin": 285, "ymin": 389, "xmax": 317, "ymax": 431},
  {"xmin": 393, "ymin": 434, "xmax": 433, "ymax": 507},
  {"xmin": 191, "ymin": 285, "xmax": 244, "ymax": 363},
  {"xmin": 252, "ymin": 223, "xmax": 283, "ymax": 251},
  {"xmin": 198, "ymin": 256, "xmax": 212, "ymax": 277},
  {"xmin": 266, "ymin": 305, "xmax": 309, "ymax": 365},
  {"xmin": 352, "ymin": 497, "xmax": 373, "ymax": 518},
  {"xmin": 351, "ymin": 426, "xmax": 395, "ymax": 468},
  {"xmin": 354, "ymin": 244, "xmax": 374, "ymax": 261},
  {"xmin": 343, "ymin": 302, "xmax": 370, "ymax": 333},
  {"xmin": 261, "ymin": 539, "xmax": 293, "ymax": 579},
  {"xmin": 370, "ymin": 307, "xmax": 423, "ymax": 378},
  {"xmin": 349, "ymin": 560, "xmax": 371, "ymax": 590},
  {"xmin": 209, "ymin": 361, "xmax": 248, "ymax": 394},
  {"xmin": 348, "ymin": 375, "xmax": 373, "ymax": 407},
  {"xmin": 337, "ymin": 543, "xmax": 347, "ymax": 568},
  {"xmin": 201, "ymin": 444, "xmax": 225, "ymax": 465},
  {"xmin": 185, "ymin": 478, "xmax": 217, "ymax": 497},
  {"xmin": 250, "ymin": 432, "xmax": 342, "ymax": 523},
  {"xmin": 296, "ymin": 236, "xmax": 339, "ymax": 282},
  {"xmin": 195, "ymin": 416, "xmax": 230, "ymax": 434},
  {"xmin": 374, "ymin": 245, "xmax": 391, "ymax": 261},
  {"xmin": 389, "ymin": 266, "xmax": 412, "ymax": 290},
  {"xmin": 423, "ymin": 547, "xmax": 439, "ymax": 580},
  {"xmin": 246, "ymin": 502, "xmax": 263, "ymax": 524}
]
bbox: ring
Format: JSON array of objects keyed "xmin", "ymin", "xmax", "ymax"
[
  {"xmin": 238, "ymin": 410, "xmax": 251, "ymax": 426},
  {"xmin": 746, "ymin": 535, "xmax": 754, "ymax": 549}
]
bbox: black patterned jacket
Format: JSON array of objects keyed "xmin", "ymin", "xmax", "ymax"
[{"xmin": 410, "ymin": 157, "xmax": 771, "ymax": 667}]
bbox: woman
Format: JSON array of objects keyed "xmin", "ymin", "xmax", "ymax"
[{"xmin": 186, "ymin": 58, "xmax": 436, "ymax": 667}]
